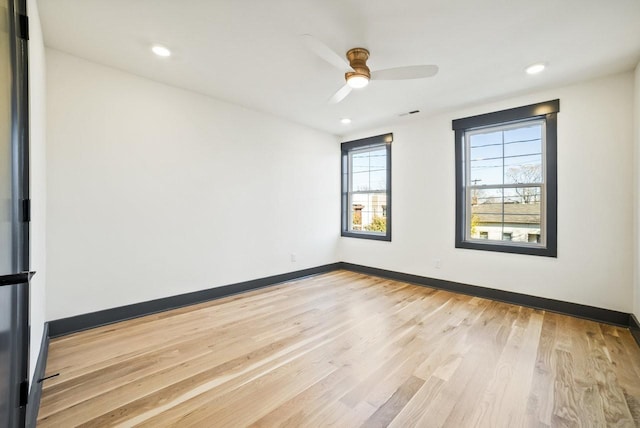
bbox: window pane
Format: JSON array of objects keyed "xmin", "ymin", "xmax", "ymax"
[
  {"xmin": 369, "ymin": 169, "xmax": 386, "ymax": 191},
  {"xmin": 504, "ymin": 123, "xmax": 542, "ymax": 153},
  {"xmin": 504, "ymin": 123, "xmax": 543, "ymax": 185},
  {"xmin": 350, "ymin": 147, "xmax": 386, "ymax": 192},
  {"xmin": 469, "ymin": 130, "xmax": 503, "ymax": 186},
  {"xmin": 503, "ymin": 187, "xmax": 541, "ymax": 242},
  {"xmin": 351, "ymin": 170, "xmax": 368, "ymax": 191},
  {"xmin": 470, "ymin": 188, "xmax": 503, "ymax": 239},
  {"xmin": 470, "ymin": 187, "xmax": 541, "ymax": 243},
  {"xmin": 468, "ymin": 121, "xmax": 544, "ymax": 187},
  {"xmin": 469, "ymin": 156, "xmax": 502, "ymax": 186},
  {"xmin": 350, "ymin": 192, "xmax": 387, "ymax": 233},
  {"xmin": 352, "ymin": 151, "xmax": 370, "ymax": 191}
]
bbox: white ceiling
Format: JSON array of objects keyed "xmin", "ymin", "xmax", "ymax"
[{"xmin": 37, "ymin": 0, "xmax": 640, "ymax": 136}]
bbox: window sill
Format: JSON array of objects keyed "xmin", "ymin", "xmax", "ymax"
[
  {"xmin": 455, "ymin": 240, "xmax": 556, "ymax": 257},
  {"xmin": 341, "ymin": 231, "xmax": 391, "ymax": 242}
]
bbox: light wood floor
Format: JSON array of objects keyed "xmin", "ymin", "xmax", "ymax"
[{"xmin": 38, "ymin": 270, "xmax": 640, "ymax": 427}]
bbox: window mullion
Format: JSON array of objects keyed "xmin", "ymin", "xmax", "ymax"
[
  {"xmin": 501, "ymin": 129, "xmax": 505, "ymax": 238},
  {"xmin": 465, "ymin": 132, "xmax": 472, "ymax": 240}
]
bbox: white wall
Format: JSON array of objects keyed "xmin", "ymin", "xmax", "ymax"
[
  {"xmin": 44, "ymin": 46, "xmax": 637, "ymax": 320},
  {"xmin": 340, "ymin": 72, "xmax": 635, "ymax": 313},
  {"xmin": 634, "ymin": 62, "xmax": 640, "ymax": 319},
  {"xmin": 27, "ymin": 0, "xmax": 46, "ymax": 383},
  {"xmin": 46, "ymin": 49, "xmax": 339, "ymax": 320}
]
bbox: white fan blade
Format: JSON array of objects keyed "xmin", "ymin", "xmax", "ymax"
[
  {"xmin": 302, "ymin": 34, "xmax": 351, "ymax": 71},
  {"xmin": 371, "ymin": 65, "xmax": 439, "ymax": 80},
  {"xmin": 328, "ymin": 84, "xmax": 352, "ymax": 104}
]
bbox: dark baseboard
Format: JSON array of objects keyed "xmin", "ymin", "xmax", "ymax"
[
  {"xmin": 26, "ymin": 322, "xmax": 49, "ymax": 428},
  {"xmin": 339, "ymin": 262, "xmax": 631, "ymax": 327},
  {"xmin": 47, "ymin": 261, "xmax": 639, "ymax": 348},
  {"xmin": 48, "ymin": 263, "xmax": 341, "ymax": 338},
  {"xmin": 630, "ymin": 314, "xmax": 640, "ymax": 348}
]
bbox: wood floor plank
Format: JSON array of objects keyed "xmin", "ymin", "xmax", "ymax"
[
  {"xmin": 361, "ymin": 375, "xmax": 425, "ymax": 428},
  {"xmin": 386, "ymin": 375, "xmax": 445, "ymax": 428},
  {"xmin": 527, "ymin": 311, "xmax": 559, "ymax": 427},
  {"xmin": 38, "ymin": 270, "xmax": 640, "ymax": 427}
]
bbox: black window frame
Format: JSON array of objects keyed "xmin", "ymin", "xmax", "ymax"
[
  {"xmin": 341, "ymin": 133, "xmax": 392, "ymax": 241},
  {"xmin": 453, "ymin": 100, "xmax": 559, "ymax": 257}
]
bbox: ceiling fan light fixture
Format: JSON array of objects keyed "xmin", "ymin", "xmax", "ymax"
[
  {"xmin": 346, "ymin": 74, "xmax": 369, "ymax": 89},
  {"xmin": 345, "ymin": 48, "xmax": 371, "ymax": 89}
]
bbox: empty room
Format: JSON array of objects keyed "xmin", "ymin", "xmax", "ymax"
[{"xmin": 1, "ymin": 0, "xmax": 640, "ymax": 427}]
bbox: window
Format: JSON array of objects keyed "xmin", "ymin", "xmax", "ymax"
[
  {"xmin": 341, "ymin": 133, "xmax": 392, "ymax": 241},
  {"xmin": 453, "ymin": 100, "xmax": 558, "ymax": 257}
]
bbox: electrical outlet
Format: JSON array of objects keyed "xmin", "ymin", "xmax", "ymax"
[
  {"xmin": 290, "ymin": 253, "xmax": 297, "ymax": 263},
  {"xmin": 433, "ymin": 258, "xmax": 441, "ymax": 269}
]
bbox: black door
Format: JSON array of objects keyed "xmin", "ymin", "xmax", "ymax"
[{"xmin": 0, "ymin": 0, "xmax": 30, "ymax": 426}]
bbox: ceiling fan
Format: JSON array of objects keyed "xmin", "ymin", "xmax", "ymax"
[{"xmin": 303, "ymin": 35, "xmax": 439, "ymax": 104}]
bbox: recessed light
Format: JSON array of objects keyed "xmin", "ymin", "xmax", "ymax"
[
  {"xmin": 525, "ymin": 63, "xmax": 545, "ymax": 75},
  {"xmin": 151, "ymin": 45, "xmax": 171, "ymax": 57},
  {"xmin": 341, "ymin": 118, "xmax": 352, "ymax": 124}
]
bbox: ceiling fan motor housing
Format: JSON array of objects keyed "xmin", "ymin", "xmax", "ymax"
[{"xmin": 345, "ymin": 48, "xmax": 371, "ymax": 81}]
